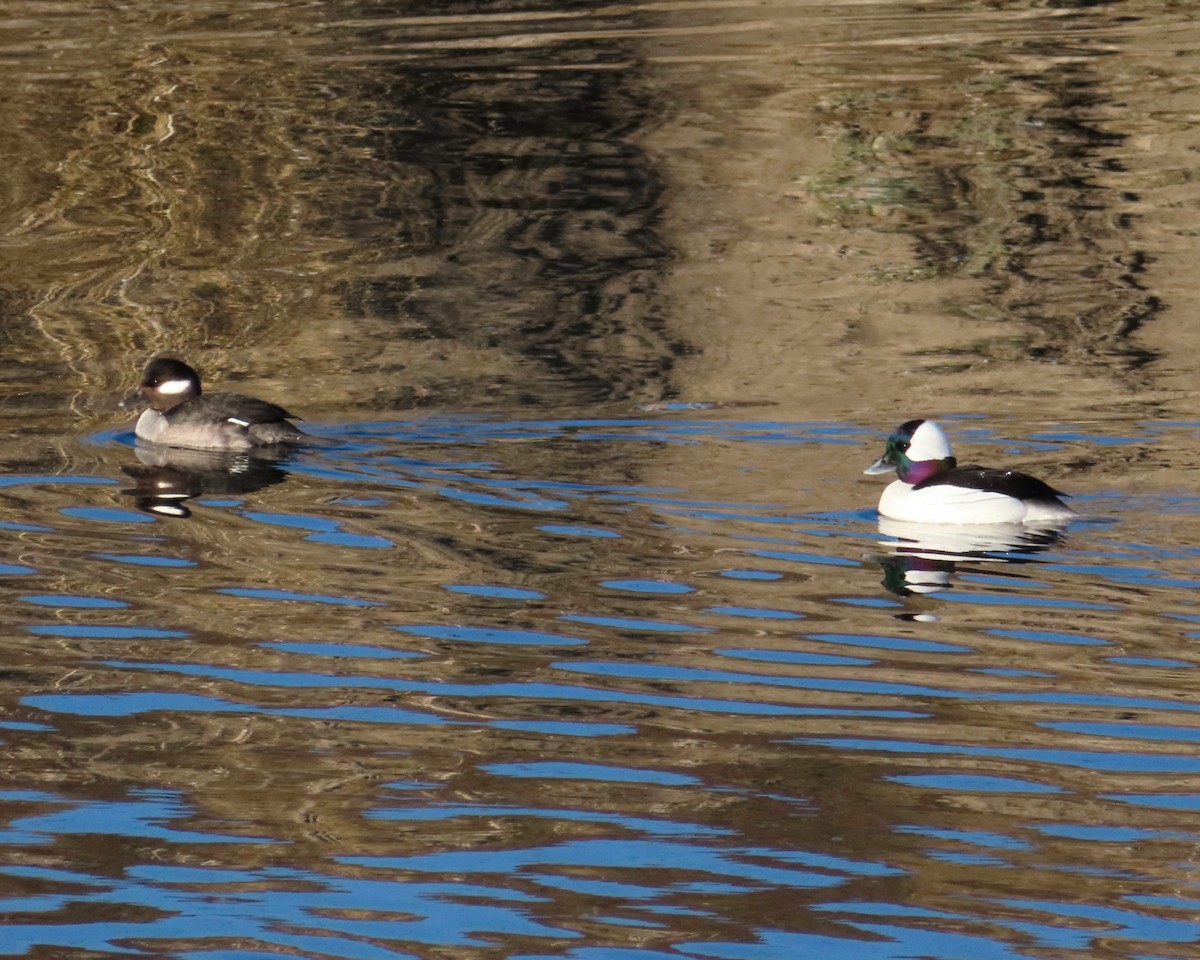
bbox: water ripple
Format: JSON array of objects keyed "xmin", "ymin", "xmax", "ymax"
[{"xmin": 1, "ymin": 414, "xmax": 1198, "ymax": 960}]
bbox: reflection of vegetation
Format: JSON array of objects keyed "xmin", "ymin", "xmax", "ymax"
[
  {"xmin": 3, "ymin": 4, "xmax": 676, "ymax": 418},
  {"xmin": 2, "ymin": 22, "xmax": 376, "ymax": 405},
  {"xmin": 802, "ymin": 59, "xmax": 1159, "ymax": 373},
  {"xmin": 867, "ymin": 264, "xmax": 941, "ymax": 284},
  {"xmin": 804, "ymin": 128, "xmax": 936, "ymax": 219}
]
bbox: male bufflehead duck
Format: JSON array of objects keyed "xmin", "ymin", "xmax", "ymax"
[
  {"xmin": 121, "ymin": 357, "xmax": 307, "ymax": 451},
  {"xmin": 864, "ymin": 419, "xmax": 1075, "ymax": 524}
]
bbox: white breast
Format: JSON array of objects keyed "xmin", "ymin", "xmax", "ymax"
[{"xmin": 134, "ymin": 409, "xmax": 170, "ymax": 445}]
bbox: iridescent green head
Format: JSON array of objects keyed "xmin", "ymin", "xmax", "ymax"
[{"xmin": 864, "ymin": 419, "xmax": 956, "ymax": 484}]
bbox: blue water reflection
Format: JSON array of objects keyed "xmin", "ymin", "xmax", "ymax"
[{"xmin": 3, "ymin": 414, "xmax": 1200, "ymax": 959}]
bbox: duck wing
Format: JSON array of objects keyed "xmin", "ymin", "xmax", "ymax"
[
  {"xmin": 914, "ymin": 464, "xmax": 1069, "ymax": 501},
  {"xmin": 190, "ymin": 392, "xmax": 299, "ymax": 424}
]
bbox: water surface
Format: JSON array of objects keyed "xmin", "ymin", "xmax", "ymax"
[
  {"xmin": 2, "ymin": 1, "xmax": 1200, "ymax": 958},
  {"xmin": 0, "ymin": 415, "xmax": 1196, "ymax": 959}
]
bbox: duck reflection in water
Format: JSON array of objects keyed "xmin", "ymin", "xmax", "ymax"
[
  {"xmin": 121, "ymin": 445, "xmax": 289, "ymax": 518},
  {"xmin": 868, "ymin": 516, "xmax": 1069, "ymax": 600}
]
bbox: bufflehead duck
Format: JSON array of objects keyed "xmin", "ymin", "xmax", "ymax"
[
  {"xmin": 121, "ymin": 357, "xmax": 307, "ymax": 451},
  {"xmin": 864, "ymin": 419, "xmax": 1075, "ymax": 524}
]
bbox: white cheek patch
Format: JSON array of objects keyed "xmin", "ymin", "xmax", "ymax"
[{"xmin": 157, "ymin": 379, "xmax": 193, "ymax": 396}]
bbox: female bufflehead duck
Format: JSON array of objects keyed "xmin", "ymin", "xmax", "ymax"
[
  {"xmin": 864, "ymin": 419, "xmax": 1075, "ymax": 524},
  {"xmin": 121, "ymin": 357, "xmax": 307, "ymax": 451}
]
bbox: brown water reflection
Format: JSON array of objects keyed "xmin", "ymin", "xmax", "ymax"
[
  {"xmin": 4, "ymin": 0, "xmax": 1189, "ymax": 424},
  {"xmin": 2, "ymin": 0, "xmax": 1200, "ymax": 958},
  {"xmin": 2, "ymin": 0, "xmax": 679, "ymax": 415},
  {"xmin": 647, "ymin": 0, "xmax": 1197, "ymax": 420}
]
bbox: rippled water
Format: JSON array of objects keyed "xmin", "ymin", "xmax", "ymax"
[
  {"xmin": 1, "ymin": 415, "xmax": 1198, "ymax": 958},
  {"xmin": 4, "ymin": 0, "xmax": 1200, "ymax": 957}
]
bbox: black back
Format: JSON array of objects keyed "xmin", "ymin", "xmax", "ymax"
[
  {"xmin": 913, "ymin": 464, "xmax": 1069, "ymax": 502},
  {"xmin": 182, "ymin": 391, "xmax": 298, "ymax": 424}
]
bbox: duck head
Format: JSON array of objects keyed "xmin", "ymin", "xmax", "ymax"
[
  {"xmin": 864, "ymin": 419, "xmax": 957, "ymax": 484},
  {"xmin": 121, "ymin": 358, "xmax": 203, "ymax": 414}
]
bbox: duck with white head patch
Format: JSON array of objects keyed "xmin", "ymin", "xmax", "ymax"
[
  {"xmin": 121, "ymin": 357, "xmax": 308, "ymax": 452},
  {"xmin": 864, "ymin": 419, "xmax": 1075, "ymax": 524}
]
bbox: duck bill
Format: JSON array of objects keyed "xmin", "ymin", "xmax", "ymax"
[
  {"xmin": 863, "ymin": 457, "xmax": 895, "ymax": 476},
  {"xmin": 120, "ymin": 388, "xmax": 147, "ymax": 410}
]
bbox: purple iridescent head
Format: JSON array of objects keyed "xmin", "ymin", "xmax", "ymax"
[{"xmin": 864, "ymin": 419, "xmax": 956, "ymax": 484}]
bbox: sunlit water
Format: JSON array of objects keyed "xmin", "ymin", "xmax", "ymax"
[
  {"xmin": 4, "ymin": 0, "xmax": 1200, "ymax": 957},
  {"xmin": 0, "ymin": 414, "xmax": 1197, "ymax": 958}
]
